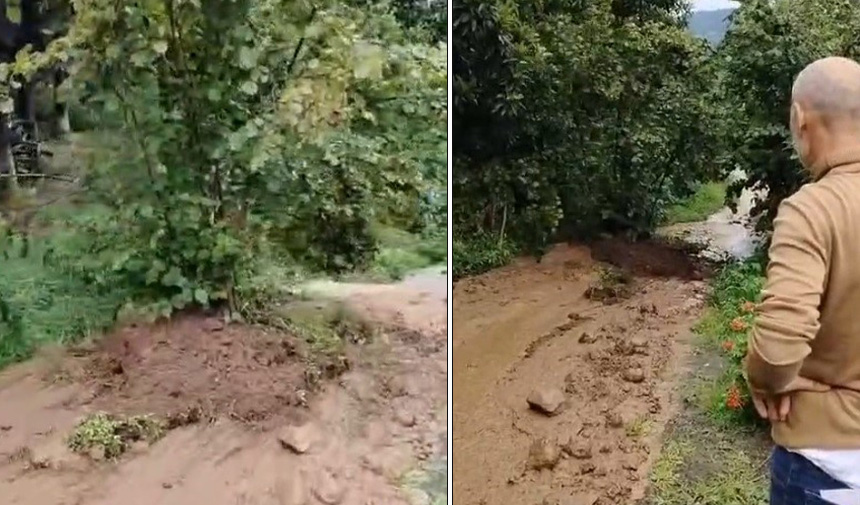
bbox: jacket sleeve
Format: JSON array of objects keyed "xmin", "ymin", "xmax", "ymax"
[{"xmin": 745, "ymin": 190, "xmax": 829, "ymax": 395}]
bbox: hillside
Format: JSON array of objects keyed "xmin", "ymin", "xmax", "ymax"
[{"xmin": 689, "ymin": 8, "xmax": 734, "ymax": 45}]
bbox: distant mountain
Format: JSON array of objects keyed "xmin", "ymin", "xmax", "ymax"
[{"xmin": 688, "ymin": 8, "xmax": 735, "ymax": 45}]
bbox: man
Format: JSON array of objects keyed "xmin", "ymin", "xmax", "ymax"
[{"xmin": 746, "ymin": 56, "xmax": 860, "ymax": 504}]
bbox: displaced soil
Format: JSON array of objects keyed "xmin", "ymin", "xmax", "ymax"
[
  {"xmin": 0, "ymin": 272, "xmax": 447, "ymax": 505},
  {"xmin": 453, "ymin": 242, "xmax": 709, "ymax": 505}
]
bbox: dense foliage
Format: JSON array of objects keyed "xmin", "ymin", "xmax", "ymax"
[
  {"xmin": 453, "ymin": 0, "xmax": 719, "ymax": 256},
  {"xmin": 0, "ymin": 0, "xmax": 446, "ymax": 355},
  {"xmin": 716, "ymin": 0, "xmax": 860, "ymax": 230}
]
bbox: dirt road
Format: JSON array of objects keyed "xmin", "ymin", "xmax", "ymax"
[
  {"xmin": 453, "ymin": 243, "xmax": 708, "ymax": 504},
  {"xmin": 0, "ymin": 270, "xmax": 447, "ymax": 505}
]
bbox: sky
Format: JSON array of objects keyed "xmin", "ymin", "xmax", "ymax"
[{"xmin": 692, "ymin": 0, "xmax": 740, "ymax": 10}]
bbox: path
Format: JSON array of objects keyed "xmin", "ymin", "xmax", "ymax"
[
  {"xmin": 452, "ymin": 186, "xmax": 760, "ymax": 504},
  {"xmin": 0, "ymin": 268, "xmax": 447, "ymax": 505},
  {"xmin": 453, "ymin": 244, "xmax": 707, "ymax": 504}
]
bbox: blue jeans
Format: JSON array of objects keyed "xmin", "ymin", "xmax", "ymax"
[{"xmin": 771, "ymin": 446, "xmax": 849, "ymax": 504}]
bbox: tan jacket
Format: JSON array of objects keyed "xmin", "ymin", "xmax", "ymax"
[{"xmin": 746, "ymin": 146, "xmax": 860, "ymax": 448}]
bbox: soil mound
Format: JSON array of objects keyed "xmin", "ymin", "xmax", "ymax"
[
  {"xmin": 63, "ymin": 314, "xmax": 316, "ymax": 427},
  {"xmin": 590, "ymin": 237, "xmax": 711, "ymax": 280}
]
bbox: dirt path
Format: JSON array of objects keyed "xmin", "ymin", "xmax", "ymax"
[
  {"xmin": 0, "ymin": 271, "xmax": 447, "ymax": 505},
  {"xmin": 453, "ymin": 243, "xmax": 708, "ymax": 504}
]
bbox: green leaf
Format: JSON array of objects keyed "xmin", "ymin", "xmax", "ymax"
[
  {"xmin": 193, "ymin": 288, "xmax": 209, "ymax": 305},
  {"xmin": 152, "ymin": 40, "xmax": 169, "ymax": 55},
  {"xmin": 240, "ymin": 80, "xmax": 258, "ymax": 95}
]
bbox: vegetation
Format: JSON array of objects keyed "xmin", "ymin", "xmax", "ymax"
[
  {"xmin": 68, "ymin": 412, "xmax": 165, "ymax": 460},
  {"xmin": 0, "ymin": 0, "xmax": 447, "ymax": 367},
  {"xmin": 453, "ymin": 0, "xmax": 720, "ymax": 273},
  {"xmin": 695, "ymin": 260, "xmax": 766, "ymax": 428},
  {"xmin": 663, "ymin": 181, "xmax": 727, "ymax": 226}
]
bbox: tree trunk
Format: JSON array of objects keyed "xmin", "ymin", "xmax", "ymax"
[
  {"xmin": 14, "ymin": 81, "xmax": 38, "ymax": 139},
  {"xmin": 52, "ymin": 70, "xmax": 70, "ymax": 136},
  {"xmin": 0, "ymin": 114, "xmax": 18, "ymax": 191}
]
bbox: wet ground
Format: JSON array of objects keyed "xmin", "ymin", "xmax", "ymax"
[
  {"xmin": 452, "ymin": 184, "xmax": 760, "ymax": 504},
  {"xmin": 659, "ymin": 171, "xmax": 763, "ymax": 262},
  {"xmin": 0, "ymin": 268, "xmax": 447, "ymax": 505}
]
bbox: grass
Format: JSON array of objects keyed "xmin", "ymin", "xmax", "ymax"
[
  {"xmin": 664, "ymin": 181, "xmax": 728, "ymax": 225},
  {"xmin": 67, "ymin": 412, "xmax": 166, "ymax": 460},
  {"xmin": 0, "ymin": 223, "xmax": 129, "ymax": 370},
  {"xmin": 452, "ymin": 232, "xmax": 516, "ymax": 280},
  {"xmin": 363, "ymin": 225, "xmax": 446, "ymax": 281}
]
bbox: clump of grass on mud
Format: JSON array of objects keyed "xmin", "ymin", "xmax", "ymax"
[
  {"xmin": 585, "ymin": 266, "xmax": 634, "ymax": 303},
  {"xmin": 67, "ymin": 413, "xmax": 166, "ymax": 460},
  {"xmin": 664, "ymin": 181, "xmax": 727, "ymax": 225}
]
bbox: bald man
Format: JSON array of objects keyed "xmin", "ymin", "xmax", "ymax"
[{"xmin": 745, "ymin": 56, "xmax": 860, "ymax": 503}]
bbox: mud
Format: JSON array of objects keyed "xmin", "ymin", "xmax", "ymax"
[
  {"xmin": 453, "ymin": 243, "xmax": 707, "ymax": 505},
  {"xmin": 0, "ymin": 272, "xmax": 447, "ymax": 505}
]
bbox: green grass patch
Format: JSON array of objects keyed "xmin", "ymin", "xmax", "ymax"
[
  {"xmin": 649, "ymin": 438, "xmax": 768, "ymax": 505},
  {"xmin": 664, "ymin": 182, "xmax": 728, "ymax": 225},
  {"xmin": 67, "ymin": 413, "xmax": 166, "ymax": 460},
  {"xmin": 452, "ymin": 232, "xmax": 516, "ymax": 280},
  {"xmin": 0, "ymin": 224, "xmax": 129, "ymax": 370},
  {"xmin": 365, "ymin": 225, "xmax": 446, "ymax": 281}
]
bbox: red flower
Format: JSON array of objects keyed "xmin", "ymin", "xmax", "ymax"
[
  {"xmin": 730, "ymin": 317, "xmax": 748, "ymax": 332},
  {"xmin": 726, "ymin": 384, "xmax": 745, "ymax": 410},
  {"xmin": 722, "ymin": 340, "xmax": 735, "ymax": 352},
  {"xmin": 741, "ymin": 301, "xmax": 756, "ymax": 314}
]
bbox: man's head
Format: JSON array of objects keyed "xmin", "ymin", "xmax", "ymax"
[{"xmin": 790, "ymin": 56, "xmax": 860, "ymax": 176}]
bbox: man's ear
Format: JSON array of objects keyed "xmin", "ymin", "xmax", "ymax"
[{"xmin": 791, "ymin": 102, "xmax": 807, "ymax": 133}]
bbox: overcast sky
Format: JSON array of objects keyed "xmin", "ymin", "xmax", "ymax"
[{"xmin": 692, "ymin": 0, "xmax": 739, "ymax": 10}]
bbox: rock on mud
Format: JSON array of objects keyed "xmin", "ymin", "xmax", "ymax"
[
  {"xmin": 526, "ymin": 388, "xmax": 566, "ymax": 416},
  {"xmin": 578, "ymin": 332, "xmax": 598, "ymax": 344},
  {"xmin": 278, "ymin": 421, "xmax": 321, "ymax": 454},
  {"xmin": 313, "ymin": 471, "xmax": 346, "ymax": 505},
  {"xmin": 562, "ymin": 439, "xmax": 593, "ymax": 460},
  {"xmin": 605, "ymin": 411, "xmax": 624, "ymax": 428},
  {"xmin": 528, "ymin": 438, "xmax": 561, "ymax": 470},
  {"xmin": 622, "ymin": 367, "xmax": 645, "ymax": 383}
]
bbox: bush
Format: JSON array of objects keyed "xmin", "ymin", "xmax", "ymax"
[{"xmin": 452, "ymin": 233, "xmax": 516, "ymax": 280}]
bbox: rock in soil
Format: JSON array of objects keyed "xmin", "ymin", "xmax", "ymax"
[
  {"xmin": 278, "ymin": 422, "xmax": 321, "ymax": 454},
  {"xmin": 578, "ymin": 332, "xmax": 598, "ymax": 344},
  {"xmin": 527, "ymin": 438, "xmax": 560, "ymax": 471},
  {"xmin": 605, "ymin": 411, "xmax": 624, "ymax": 428},
  {"xmin": 313, "ymin": 471, "xmax": 347, "ymax": 505},
  {"xmin": 526, "ymin": 388, "xmax": 566, "ymax": 416},
  {"xmin": 562, "ymin": 439, "xmax": 592, "ymax": 460},
  {"xmin": 393, "ymin": 408, "xmax": 416, "ymax": 428},
  {"xmin": 622, "ymin": 367, "xmax": 646, "ymax": 383}
]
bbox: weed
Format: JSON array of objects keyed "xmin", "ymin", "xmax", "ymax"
[
  {"xmin": 67, "ymin": 413, "xmax": 165, "ymax": 460},
  {"xmin": 626, "ymin": 416, "xmax": 652, "ymax": 439}
]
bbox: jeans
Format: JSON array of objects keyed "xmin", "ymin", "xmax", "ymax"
[{"xmin": 771, "ymin": 446, "xmax": 849, "ymax": 504}]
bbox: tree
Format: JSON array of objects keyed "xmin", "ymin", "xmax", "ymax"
[
  {"xmin": 44, "ymin": 0, "xmax": 446, "ymax": 314},
  {"xmin": 716, "ymin": 0, "xmax": 860, "ymax": 231},
  {"xmin": 453, "ymin": 0, "xmax": 718, "ymax": 251}
]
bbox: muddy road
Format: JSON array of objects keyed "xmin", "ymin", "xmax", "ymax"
[
  {"xmin": 453, "ymin": 243, "xmax": 710, "ymax": 504},
  {"xmin": 0, "ymin": 269, "xmax": 447, "ymax": 505}
]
